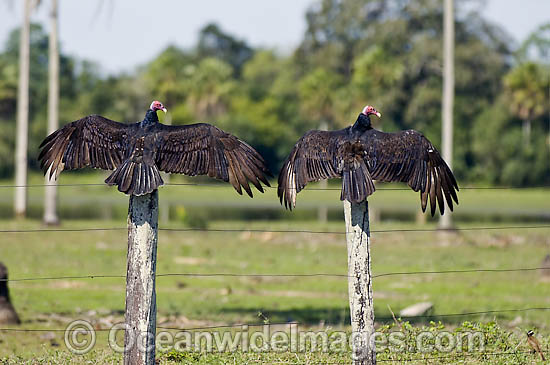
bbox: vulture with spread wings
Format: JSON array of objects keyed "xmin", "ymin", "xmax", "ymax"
[
  {"xmin": 278, "ymin": 105, "xmax": 459, "ymax": 216},
  {"xmin": 39, "ymin": 101, "xmax": 271, "ymax": 196}
]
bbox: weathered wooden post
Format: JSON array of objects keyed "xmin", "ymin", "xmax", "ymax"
[
  {"xmin": 344, "ymin": 200, "xmax": 375, "ymax": 364},
  {"xmin": 124, "ymin": 191, "xmax": 159, "ymax": 365}
]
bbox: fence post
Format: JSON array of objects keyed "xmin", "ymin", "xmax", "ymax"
[
  {"xmin": 344, "ymin": 200, "xmax": 376, "ymax": 364},
  {"xmin": 124, "ymin": 190, "xmax": 158, "ymax": 365}
]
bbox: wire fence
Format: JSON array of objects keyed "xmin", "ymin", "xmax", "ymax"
[
  {"xmin": 2, "ymin": 264, "xmax": 549, "ymax": 332},
  {"xmin": 1, "ymin": 182, "xmax": 548, "ymax": 361},
  {"xmin": 1, "ymin": 182, "xmax": 550, "ymax": 190},
  {"xmin": 1, "ymin": 266, "xmax": 548, "ymax": 282},
  {"xmin": 2, "ymin": 323, "xmax": 547, "ymax": 364},
  {"xmin": 2, "ymin": 307, "xmax": 550, "ymax": 333},
  {"xmin": 1, "ymin": 224, "xmax": 549, "ymax": 235}
]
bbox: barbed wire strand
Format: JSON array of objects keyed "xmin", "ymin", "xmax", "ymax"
[
  {"xmin": 0, "ymin": 321, "xmax": 296, "ymax": 333},
  {"xmin": 0, "ymin": 224, "xmax": 549, "ymax": 235},
  {"xmin": 1, "ymin": 307, "xmax": 549, "ymax": 332},
  {"xmin": 1, "ymin": 266, "xmax": 548, "ymax": 282},
  {"xmin": 0, "ymin": 182, "xmax": 549, "ymax": 190}
]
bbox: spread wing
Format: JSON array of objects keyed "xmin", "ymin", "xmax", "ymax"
[
  {"xmin": 38, "ymin": 115, "xmax": 130, "ymax": 178},
  {"xmin": 278, "ymin": 130, "xmax": 349, "ymax": 209},
  {"xmin": 363, "ymin": 129, "xmax": 459, "ymax": 216},
  {"xmin": 152, "ymin": 123, "xmax": 271, "ymax": 197}
]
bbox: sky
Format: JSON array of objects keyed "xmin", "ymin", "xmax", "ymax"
[{"xmin": 0, "ymin": 0, "xmax": 548, "ymax": 74}]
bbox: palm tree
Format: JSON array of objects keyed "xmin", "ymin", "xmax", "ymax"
[
  {"xmin": 504, "ymin": 62, "xmax": 547, "ymax": 145},
  {"xmin": 298, "ymin": 68, "xmax": 343, "ymax": 222},
  {"xmin": 43, "ymin": 0, "xmax": 59, "ymax": 225},
  {"xmin": 298, "ymin": 68, "xmax": 343, "ymax": 130},
  {"xmin": 14, "ymin": 0, "xmax": 34, "ymax": 218},
  {"xmin": 186, "ymin": 58, "xmax": 234, "ymax": 121},
  {"xmin": 439, "ymin": 0, "xmax": 454, "ymax": 230}
]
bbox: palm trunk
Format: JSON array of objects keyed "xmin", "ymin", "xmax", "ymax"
[
  {"xmin": 439, "ymin": 0, "xmax": 454, "ymax": 230},
  {"xmin": 14, "ymin": 0, "xmax": 32, "ymax": 218},
  {"xmin": 522, "ymin": 118, "xmax": 531, "ymax": 146},
  {"xmin": 43, "ymin": 0, "xmax": 60, "ymax": 225}
]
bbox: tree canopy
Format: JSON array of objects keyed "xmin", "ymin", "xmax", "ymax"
[{"xmin": 0, "ymin": 1, "xmax": 548, "ymax": 186}]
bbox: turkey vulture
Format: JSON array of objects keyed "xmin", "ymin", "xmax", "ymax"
[
  {"xmin": 39, "ymin": 101, "xmax": 271, "ymax": 196},
  {"xmin": 278, "ymin": 105, "xmax": 459, "ymax": 216}
]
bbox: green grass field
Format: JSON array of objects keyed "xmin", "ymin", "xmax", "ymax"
[{"xmin": 0, "ymin": 172, "xmax": 549, "ymax": 363}]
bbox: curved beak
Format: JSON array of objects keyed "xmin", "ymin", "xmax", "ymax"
[
  {"xmin": 162, "ymin": 107, "xmax": 167, "ymax": 113},
  {"xmin": 375, "ymin": 111, "xmax": 381, "ymax": 118}
]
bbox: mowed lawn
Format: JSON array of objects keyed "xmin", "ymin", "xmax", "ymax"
[{"xmin": 0, "ymin": 173, "xmax": 549, "ymax": 363}]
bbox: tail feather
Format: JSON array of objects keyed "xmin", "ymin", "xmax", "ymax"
[
  {"xmin": 105, "ymin": 159, "xmax": 164, "ymax": 196},
  {"xmin": 340, "ymin": 159, "xmax": 375, "ymax": 204}
]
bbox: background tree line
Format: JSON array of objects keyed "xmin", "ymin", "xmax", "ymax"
[{"xmin": 0, "ymin": 0, "xmax": 548, "ymax": 186}]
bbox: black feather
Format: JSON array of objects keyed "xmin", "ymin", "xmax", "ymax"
[
  {"xmin": 38, "ymin": 108, "xmax": 271, "ymax": 196},
  {"xmin": 277, "ymin": 114, "xmax": 459, "ymax": 216}
]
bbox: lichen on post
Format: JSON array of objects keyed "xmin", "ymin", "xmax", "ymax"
[
  {"xmin": 344, "ymin": 200, "xmax": 375, "ymax": 364},
  {"xmin": 124, "ymin": 191, "xmax": 159, "ymax": 365}
]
